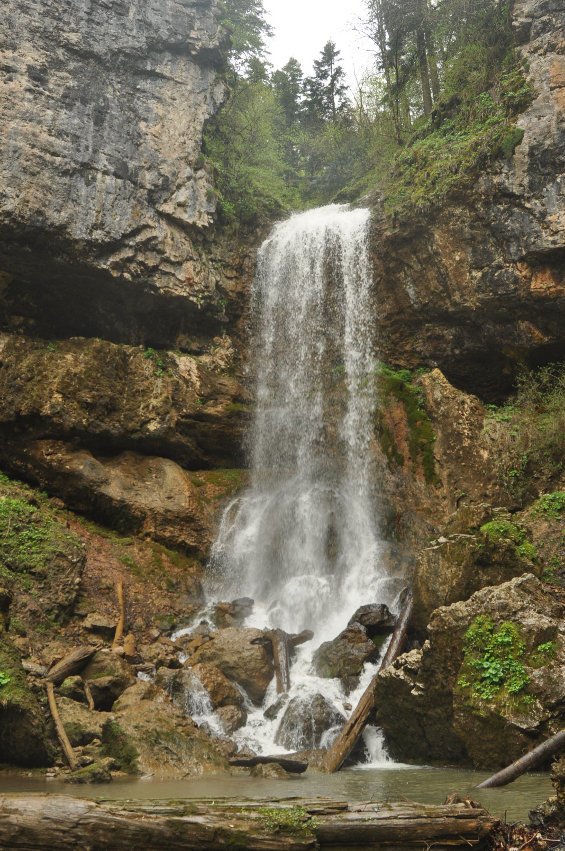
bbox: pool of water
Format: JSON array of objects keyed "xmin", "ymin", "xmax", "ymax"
[{"xmin": 0, "ymin": 765, "xmax": 551, "ymax": 823}]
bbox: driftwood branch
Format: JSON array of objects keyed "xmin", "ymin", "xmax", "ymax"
[
  {"xmin": 267, "ymin": 629, "xmax": 292, "ymax": 694},
  {"xmin": 323, "ymin": 588, "xmax": 413, "ymax": 773},
  {"xmin": 476, "ymin": 729, "xmax": 565, "ymax": 789},
  {"xmin": 112, "ymin": 580, "xmax": 125, "ymax": 648},
  {"xmin": 0, "ymin": 794, "xmax": 496, "ymax": 850},
  {"xmin": 46, "ymin": 683, "xmax": 77, "ymax": 771},
  {"xmin": 82, "ymin": 678, "xmax": 95, "ymax": 710},
  {"xmin": 45, "ymin": 646, "xmax": 100, "ymax": 686}
]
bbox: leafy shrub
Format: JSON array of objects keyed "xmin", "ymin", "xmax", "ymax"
[{"xmin": 458, "ymin": 616, "xmax": 530, "ymax": 700}]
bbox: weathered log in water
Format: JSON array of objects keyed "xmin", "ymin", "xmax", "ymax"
[
  {"xmin": 477, "ymin": 729, "xmax": 565, "ymax": 789},
  {"xmin": 228, "ymin": 755, "xmax": 308, "ymax": 773},
  {"xmin": 323, "ymin": 589, "xmax": 414, "ymax": 773},
  {"xmin": 0, "ymin": 795, "xmax": 496, "ymax": 850}
]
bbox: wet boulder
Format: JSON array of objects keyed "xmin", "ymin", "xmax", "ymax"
[
  {"xmin": 274, "ymin": 693, "xmax": 345, "ymax": 751},
  {"xmin": 216, "ymin": 704, "xmax": 247, "ymax": 735},
  {"xmin": 214, "ymin": 598, "xmax": 254, "ymax": 628},
  {"xmin": 348, "ymin": 604, "xmax": 396, "ymax": 641},
  {"xmin": 186, "ymin": 627, "xmax": 274, "ymax": 704},
  {"xmin": 57, "ymin": 696, "xmax": 107, "ymax": 747},
  {"xmin": 190, "ymin": 662, "xmax": 243, "ymax": 708},
  {"xmin": 313, "ymin": 624, "xmax": 380, "ymax": 686}
]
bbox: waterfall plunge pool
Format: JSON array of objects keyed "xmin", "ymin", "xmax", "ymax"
[{"xmin": 0, "ymin": 766, "xmax": 551, "ymax": 823}]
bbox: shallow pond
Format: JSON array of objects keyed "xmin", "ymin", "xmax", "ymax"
[{"xmin": 0, "ymin": 764, "xmax": 551, "ymax": 823}]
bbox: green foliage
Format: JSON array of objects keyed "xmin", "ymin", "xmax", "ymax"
[
  {"xmin": 221, "ymin": 0, "xmax": 273, "ymax": 75},
  {"xmin": 458, "ymin": 616, "xmax": 530, "ymax": 701},
  {"xmin": 480, "ymin": 519, "xmax": 537, "ymax": 561},
  {"xmin": 0, "ymin": 671, "xmax": 11, "ymax": 687},
  {"xmin": 376, "ymin": 364, "xmax": 438, "ymax": 484},
  {"xmin": 532, "ymin": 492, "xmax": 565, "ymax": 520}
]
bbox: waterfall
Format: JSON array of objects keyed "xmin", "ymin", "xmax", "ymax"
[
  {"xmin": 210, "ymin": 203, "xmax": 396, "ymax": 642},
  {"xmin": 202, "ymin": 204, "xmax": 399, "ymax": 759}
]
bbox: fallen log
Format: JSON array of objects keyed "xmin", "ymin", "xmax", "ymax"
[
  {"xmin": 476, "ymin": 728, "xmax": 565, "ymax": 789},
  {"xmin": 0, "ymin": 795, "xmax": 496, "ymax": 850},
  {"xmin": 268, "ymin": 628, "xmax": 292, "ymax": 694},
  {"xmin": 228, "ymin": 755, "xmax": 308, "ymax": 773},
  {"xmin": 45, "ymin": 645, "xmax": 100, "ymax": 686},
  {"xmin": 322, "ymin": 588, "xmax": 414, "ymax": 773},
  {"xmin": 46, "ymin": 683, "xmax": 77, "ymax": 771}
]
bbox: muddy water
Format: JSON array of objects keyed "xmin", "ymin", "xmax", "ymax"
[{"xmin": 0, "ymin": 766, "xmax": 551, "ymax": 822}]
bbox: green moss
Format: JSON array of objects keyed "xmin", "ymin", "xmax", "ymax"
[
  {"xmin": 101, "ymin": 720, "xmax": 139, "ymax": 773},
  {"xmin": 480, "ymin": 519, "xmax": 537, "ymax": 561},
  {"xmin": 255, "ymin": 806, "xmax": 318, "ymax": 835},
  {"xmin": 457, "ymin": 616, "xmax": 530, "ymax": 702},
  {"xmin": 532, "ymin": 492, "xmax": 565, "ymax": 520},
  {"xmin": 0, "ymin": 492, "xmax": 82, "ymax": 578},
  {"xmin": 376, "ymin": 364, "xmax": 438, "ymax": 485}
]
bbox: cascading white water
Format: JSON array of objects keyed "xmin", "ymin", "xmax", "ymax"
[
  {"xmin": 210, "ymin": 204, "xmax": 398, "ymax": 643},
  {"xmin": 202, "ymin": 204, "xmax": 401, "ymax": 760}
]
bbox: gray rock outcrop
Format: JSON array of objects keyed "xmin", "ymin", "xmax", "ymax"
[{"xmin": 0, "ymin": 0, "xmax": 238, "ymax": 345}]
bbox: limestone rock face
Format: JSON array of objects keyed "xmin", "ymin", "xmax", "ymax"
[
  {"xmin": 0, "ymin": 0, "xmax": 241, "ymax": 345},
  {"xmin": 186, "ymin": 627, "xmax": 274, "ymax": 704},
  {"xmin": 190, "ymin": 662, "xmax": 244, "ymax": 708},
  {"xmin": 375, "ymin": 574, "xmax": 565, "ymax": 768},
  {"xmin": 372, "ymin": 0, "xmax": 565, "ymax": 400}
]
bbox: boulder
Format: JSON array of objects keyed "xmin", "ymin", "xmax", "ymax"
[
  {"xmin": 190, "ymin": 663, "xmax": 243, "ymax": 708},
  {"xmin": 274, "ymin": 694, "xmax": 345, "ymax": 751},
  {"xmin": 216, "ymin": 705, "xmax": 247, "ymax": 735},
  {"xmin": 214, "ymin": 598, "xmax": 254, "ymax": 628},
  {"xmin": 57, "ymin": 697, "xmax": 107, "ymax": 747},
  {"xmin": 57, "ymin": 676, "xmax": 88, "ymax": 705},
  {"xmin": 186, "ymin": 628, "xmax": 274, "ymax": 704},
  {"xmin": 313, "ymin": 624, "xmax": 379, "ymax": 686},
  {"xmin": 101, "ymin": 700, "xmax": 230, "ymax": 777},
  {"xmin": 348, "ymin": 604, "xmax": 396, "ymax": 638},
  {"xmin": 375, "ymin": 574, "xmax": 565, "ymax": 769},
  {"xmin": 81, "ymin": 650, "xmax": 135, "ymax": 710}
]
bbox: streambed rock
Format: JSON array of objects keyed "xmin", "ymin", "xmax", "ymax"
[
  {"xmin": 190, "ymin": 662, "xmax": 244, "ymax": 708},
  {"xmin": 186, "ymin": 627, "xmax": 274, "ymax": 704},
  {"xmin": 274, "ymin": 694, "xmax": 345, "ymax": 751},
  {"xmin": 375, "ymin": 574, "xmax": 565, "ymax": 768}
]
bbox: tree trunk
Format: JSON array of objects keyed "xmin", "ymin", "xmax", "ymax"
[
  {"xmin": 0, "ymin": 795, "xmax": 496, "ymax": 850},
  {"xmin": 477, "ymin": 729, "xmax": 565, "ymax": 789},
  {"xmin": 322, "ymin": 589, "xmax": 413, "ymax": 773},
  {"xmin": 416, "ymin": 27, "xmax": 433, "ymax": 115},
  {"xmin": 46, "ymin": 683, "xmax": 77, "ymax": 770}
]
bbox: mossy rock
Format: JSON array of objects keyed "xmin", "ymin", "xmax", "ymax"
[{"xmin": 0, "ymin": 634, "xmax": 52, "ymax": 766}]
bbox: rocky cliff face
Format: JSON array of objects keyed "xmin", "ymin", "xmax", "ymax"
[
  {"xmin": 0, "ymin": 0, "xmax": 253, "ymax": 347},
  {"xmin": 372, "ymin": 0, "xmax": 565, "ymax": 400}
]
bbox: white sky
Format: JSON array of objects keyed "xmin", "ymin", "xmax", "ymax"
[{"xmin": 262, "ymin": 0, "xmax": 376, "ymax": 90}]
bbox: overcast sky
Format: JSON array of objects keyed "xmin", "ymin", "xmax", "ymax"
[{"xmin": 262, "ymin": 0, "xmax": 376, "ymax": 90}]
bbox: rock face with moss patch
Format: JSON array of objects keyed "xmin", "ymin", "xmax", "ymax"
[
  {"xmin": 0, "ymin": 634, "xmax": 51, "ymax": 766},
  {"xmin": 375, "ymin": 574, "xmax": 565, "ymax": 768},
  {"xmin": 412, "ymin": 510, "xmax": 540, "ymax": 635}
]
